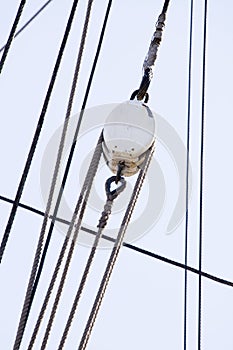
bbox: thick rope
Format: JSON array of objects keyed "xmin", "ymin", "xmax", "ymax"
[
  {"xmin": 78, "ymin": 144, "xmax": 155, "ymax": 350},
  {"xmin": 0, "ymin": 0, "xmax": 80, "ymax": 266},
  {"xmin": 0, "ymin": 0, "xmax": 53, "ymax": 53},
  {"xmin": 57, "ymin": 177, "xmax": 126, "ymax": 349},
  {"xmin": 198, "ymin": 1, "xmax": 208, "ymax": 349},
  {"xmin": 184, "ymin": 1, "xmax": 194, "ymax": 349},
  {"xmin": 25, "ymin": 0, "xmax": 95, "ymax": 329},
  {"xmin": 29, "ymin": 0, "xmax": 113, "ymax": 317},
  {"xmin": 12, "ymin": 2, "xmax": 81, "ymax": 349},
  {"xmin": 0, "ymin": 0, "xmax": 26, "ymax": 74},
  {"xmin": 136, "ymin": 0, "xmax": 170, "ymax": 100},
  {"xmin": 27, "ymin": 133, "xmax": 103, "ymax": 350}
]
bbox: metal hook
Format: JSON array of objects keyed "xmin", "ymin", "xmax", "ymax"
[{"xmin": 105, "ymin": 176, "xmax": 126, "ymax": 201}]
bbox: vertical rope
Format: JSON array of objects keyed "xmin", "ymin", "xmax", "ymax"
[
  {"xmin": 27, "ymin": 0, "xmax": 113, "ymax": 323},
  {"xmin": 0, "ymin": 0, "xmax": 26, "ymax": 74},
  {"xmin": 78, "ymin": 144, "xmax": 155, "ymax": 350},
  {"xmin": 11, "ymin": 2, "xmax": 81, "ymax": 349},
  {"xmin": 184, "ymin": 0, "xmax": 194, "ymax": 349},
  {"xmin": 198, "ymin": 0, "xmax": 208, "ymax": 349},
  {"xmin": 25, "ymin": 0, "xmax": 95, "ymax": 324},
  {"xmin": 27, "ymin": 133, "xmax": 103, "ymax": 350},
  {"xmin": 57, "ymin": 176, "xmax": 126, "ymax": 349},
  {"xmin": 0, "ymin": 0, "xmax": 80, "ymax": 265}
]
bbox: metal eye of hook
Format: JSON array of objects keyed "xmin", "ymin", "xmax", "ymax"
[{"xmin": 105, "ymin": 176, "xmax": 126, "ymax": 201}]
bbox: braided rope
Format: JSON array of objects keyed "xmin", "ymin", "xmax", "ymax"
[
  {"xmin": 78, "ymin": 143, "xmax": 155, "ymax": 350},
  {"xmin": 27, "ymin": 133, "xmax": 102, "ymax": 350},
  {"xmin": 58, "ymin": 177, "xmax": 126, "ymax": 349}
]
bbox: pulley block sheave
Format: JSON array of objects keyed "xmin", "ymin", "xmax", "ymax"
[{"xmin": 102, "ymin": 100, "xmax": 157, "ymax": 176}]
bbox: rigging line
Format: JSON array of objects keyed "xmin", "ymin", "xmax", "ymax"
[
  {"xmin": 198, "ymin": 1, "xmax": 208, "ymax": 349},
  {"xmin": 1, "ymin": 193, "xmax": 233, "ymax": 289},
  {"xmin": 0, "ymin": 0, "xmax": 53, "ymax": 53},
  {"xmin": 184, "ymin": 1, "xmax": 193, "ymax": 349},
  {"xmin": 0, "ymin": 195, "xmax": 69, "ymax": 225},
  {"xmin": 15, "ymin": 0, "xmax": 94, "ymax": 345},
  {"xmin": 0, "ymin": 0, "xmax": 80, "ymax": 265},
  {"xmin": 0, "ymin": 0, "xmax": 26, "ymax": 74},
  {"xmin": 135, "ymin": 0, "xmax": 170, "ymax": 101},
  {"xmin": 39, "ymin": 0, "xmax": 96, "ymax": 345},
  {"xmin": 12, "ymin": 1, "xmax": 81, "ymax": 349},
  {"xmin": 57, "ymin": 176, "xmax": 126, "ymax": 350},
  {"xmin": 25, "ymin": 0, "xmax": 95, "ymax": 329},
  {"xmin": 27, "ymin": 133, "xmax": 103, "ymax": 350},
  {"xmin": 78, "ymin": 144, "xmax": 155, "ymax": 350},
  {"xmin": 27, "ymin": 0, "xmax": 113, "ymax": 332}
]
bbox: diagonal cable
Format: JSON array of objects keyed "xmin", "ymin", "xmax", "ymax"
[
  {"xmin": 0, "ymin": 0, "xmax": 53, "ymax": 53},
  {"xmin": 78, "ymin": 144, "xmax": 155, "ymax": 350},
  {"xmin": 0, "ymin": 0, "xmax": 80, "ymax": 265},
  {"xmin": 27, "ymin": 133, "xmax": 103, "ymax": 350},
  {"xmin": 28, "ymin": 0, "xmax": 113, "ymax": 326},
  {"xmin": 11, "ymin": 1, "xmax": 81, "ymax": 349},
  {"xmin": 0, "ymin": 0, "xmax": 27, "ymax": 74}
]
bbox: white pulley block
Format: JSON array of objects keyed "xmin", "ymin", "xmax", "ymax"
[{"xmin": 103, "ymin": 100, "xmax": 156, "ymax": 176}]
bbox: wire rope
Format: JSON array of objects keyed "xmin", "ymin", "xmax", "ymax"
[
  {"xmin": 28, "ymin": 0, "xmax": 113, "ymax": 328},
  {"xmin": 11, "ymin": 2, "xmax": 81, "ymax": 349},
  {"xmin": 198, "ymin": 1, "xmax": 208, "ymax": 349},
  {"xmin": 27, "ymin": 133, "xmax": 103, "ymax": 350},
  {"xmin": 0, "ymin": 0, "xmax": 53, "ymax": 53},
  {"xmin": 1, "ymin": 193, "xmax": 233, "ymax": 289},
  {"xmin": 0, "ymin": 0, "xmax": 80, "ymax": 265},
  {"xmin": 20, "ymin": 0, "xmax": 94, "ymax": 337},
  {"xmin": 57, "ymin": 176, "xmax": 126, "ymax": 349},
  {"xmin": 78, "ymin": 144, "xmax": 155, "ymax": 350},
  {"xmin": 184, "ymin": 1, "xmax": 193, "ymax": 349},
  {"xmin": 0, "ymin": 0, "xmax": 27, "ymax": 74}
]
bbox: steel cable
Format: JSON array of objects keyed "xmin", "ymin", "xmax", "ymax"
[
  {"xmin": 1, "ymin": 193, "xmax": 233, "ymax": 289},
  {"xmin": 0, "ymin": 0, "xmax": 53, "ymax": 53},
  {"xmin": 57, "ymin": 177, "xmax": 126, "ymax": 349},
  {"xmin": 198, "ymin": 1, "xmax": 208, "ymax": 349},
  {"xmin": 0, "ymin": 0, "xmax": 80, "ymax": 265},
  {"xmin": 11, "ymin": 1, "xmax": 81, "ymax": 348},
  {"xmin": 28, "ymin": 0, "xmax": 113, "ymax": 327},
  {"xmin": 78, "ymin": 143, "xmax": 155, "ymax": 350},
  {"xmin": 184, "ymin": 1, "xmax": 194, "ymax": 349},
  {"xmin": 0, "ymin": 0, "xmax": 27, "ymax": 74},
  {"xmin": 27, "ymin": 133, "xmax": 103, "ymax": 350},
  {"xmin": 25, "ymin": 0, "xmax": 95, "ymax": 322}
]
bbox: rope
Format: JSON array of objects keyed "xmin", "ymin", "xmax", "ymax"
[
  {"xmin": 135, "ymin": 0, "xmax": 170, "ymax": 101},
  {"xmin": 27, "ymin": 0, "xmax": 113, "ymax": 327},
  {"xmin": 0, "ymin": 0, "xmax": 53, "ymax": 53},
  {"xmin": 1, "ymin": 193, "xmax": 233, "ymax": 289},
  {"xmin": 78, "ymin": 144, "xmax": 155, "ymax": 350},
  {"xmin": 0, "ymin": 0, "xmax": 26, "ymax": 74},
  {"xmin": 57, "ymin": 176, "xmax": 126, "ymax": 349},
  {"xmin": 0, "ymin": 0, "xmax": 80, "ymax": 265},
  {"xmin": 198, "ymin": 1, "xmax": 208, "ymax": 349},
  {"xmin": 184, "ymin": 1, "xmax": 193, "ymax": 349},
  {"xmin": 27, "ymin": 133, "xmax": 103, "ymax": 350},
  {"xmin": 26, "ymin": 0, "xmax": 95, "ymax": 322},
  {"xmin": 12, "ymin": 2, "xmax": 81, "ymax": 348}
]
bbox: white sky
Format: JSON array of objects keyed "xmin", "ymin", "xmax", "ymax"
[{"xmin": 0, "ymin": 0, "xmax": 233, "ymax": 349}]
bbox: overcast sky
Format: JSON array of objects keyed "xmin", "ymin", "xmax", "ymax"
[{"xmin": 1, "ymin": 1, "xmax": 233, "ymax": 349}]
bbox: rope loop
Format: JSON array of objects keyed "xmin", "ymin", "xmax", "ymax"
[
  {"xmin": 105, "ymin": 176, "xmax": 126, "ymax": 201},
  {"xmin": 97, "ymin": 176, "xmax": 126, "ymax": 229}
]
